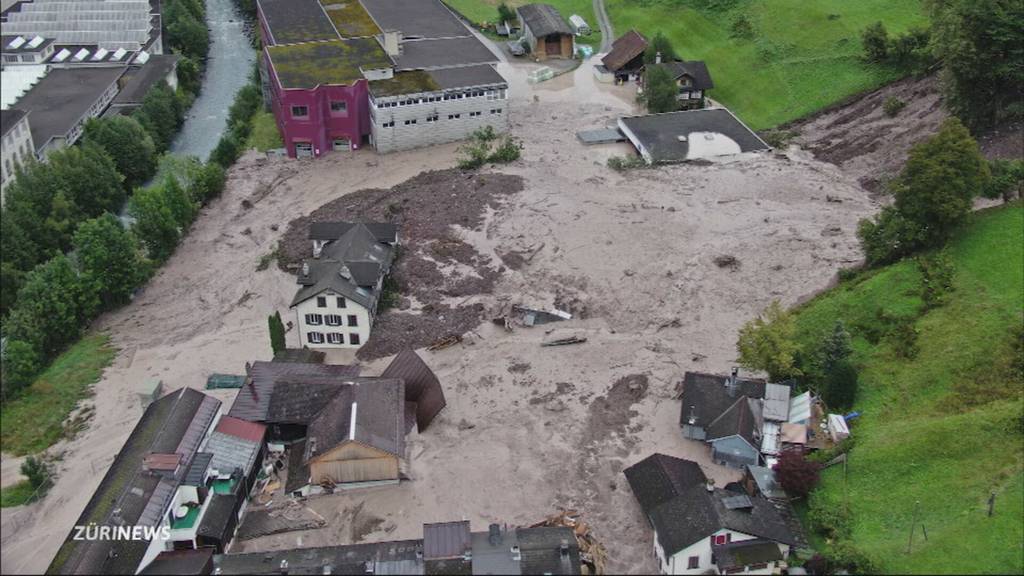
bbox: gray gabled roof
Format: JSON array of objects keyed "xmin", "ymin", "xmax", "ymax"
[
  {"xmin": 652, "ymin": 60, "xmax": 714, "ymax": 90},
  {"xmin": 228, "ymin": 361, "xmax": 360, "ymax": 423},
  {"xmin": 679, "ymin": 371, "xmax": 766, "ymax": 430},
  {"xmin": 304, "ymin": 378, "xmax": 406, "ymax": 460},
  {"xmin": 308, "ymin": 221, "xmax": 398, "ymax": 244},
  {"xmin": 380, "ymin": 350, "xmax": 447, "ymax": 431},
  {"xmin": 705, "ymin": 395, "xmax": 762, "ymax": 447},
  {"xmin": 292, "ymin": 224, "xmax": 395, "ymax": 309},
  {"xmin": 517, "ymin": 4, "xmax": 573, "ymax": 37}
]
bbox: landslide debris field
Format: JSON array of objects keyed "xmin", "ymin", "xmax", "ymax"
[{"xmin": 278, "ymin": 169, "xmax": 525, "ymax": 360}]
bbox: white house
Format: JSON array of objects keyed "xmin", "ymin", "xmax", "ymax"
[
  {"xmin": 291, "ymin": 223, "xmax": 397, "ymax": 349},
  {"xmin": 624, "ymin": 453, "xmax": 795, "ymax": 575}
]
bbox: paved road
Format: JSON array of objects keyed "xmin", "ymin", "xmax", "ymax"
[{"xmin": 593, "ymin": 0, "xmax": 614, "ymax": 52}]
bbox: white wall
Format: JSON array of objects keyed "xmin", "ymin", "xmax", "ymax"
[
  {"xmin": 370, "ymin": 85, "xmax": 509, "ymax": 153},
  {"xmin": 294, "ymin": 291, "xmax": 372, "ymax": 349},
  {"xmin": 655, "ymin": 529, "xmax": 788, "ymax": 575},
  {"xmin": 1, "ymin": 114, "xmax": 34, "ymax": 194}
]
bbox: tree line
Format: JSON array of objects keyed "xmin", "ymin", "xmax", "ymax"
[{"xmin": 862, "ymin": 0, "xmax": 1023, "ymax": 131}]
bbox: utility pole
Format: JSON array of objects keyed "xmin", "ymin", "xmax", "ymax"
[{"xmin": 906, "ymin": 500, "xmax": 921, "ymax": 554}]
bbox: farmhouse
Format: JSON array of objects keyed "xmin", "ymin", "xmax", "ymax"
[
  {"xmin": 599, "ymin": 30, "xmax": 648, "ymax": 82},
  {"xmin": 624, "ymin": 453, "xmax": 795, "ymax": 575},
  {"xmin": 256, "ymin": 0, "xmax": 508, "ymax": 158},
  {"xmin": 618, "ymin": 108, "xmax": 770, "ymax": 164},
  {"xmin": 292, "ymin": 223, "xmax": 396, "ymax": 349},
  {"xmin": 648, "ymin": 59, "xmax": 714, "ymax": 109},
  {"xmin": 517, "ymin": 4, "xmax": 574, "ymax": 60},
  {"xmin": 678, "ymin": 369, "xmax": 793, "ymax": 468},
  {"xmin": 213, "ymin": 521, "xmax": 582, "ymax": 574}
]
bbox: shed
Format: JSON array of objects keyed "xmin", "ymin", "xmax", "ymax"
[
  {"xmin": 568, "ymin": 14, "xmax": 590, "ymax": 35},
  {"xmin": 517, "ymin": 4, "xmax": 574, "ymax": 60},
  {"xmin": 601, "ymin": 30, "xmax": 647, "ymax": 80}
]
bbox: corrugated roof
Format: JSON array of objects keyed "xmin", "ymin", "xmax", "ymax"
[
  {"xmin": 143, "ymin": 452, "xmax": 181, "ymax": 471},
  {"xmin": 207, "ymin": 432, "xmax": 262, "ymax": 477},
  {"xmin": 517, "ymin": 4, "xmax": 573, "ymax": 37},
  {"xmin": 763, "ymin": 383, "xmax": 791, "ymax": 422},
  {"xmin": 215, "ymin": 415, "xmax": 266, "ymax": 444},
  {"xmin": 228, "ymin": 361, "xmax": 359, "ymax": 422},
  {"xmin": 380, "ymin": 350, "xmax": 446, "ymax": 431},
  {"xmin": 602, "ymin": 30, "xmax": 647, "ymax": 72},
  {"xmin": 423, "ymin": 520, "xmax": 471, "ymax": 560},
  {"xmin": 183, "ymin": 452, "xmax": 213, "ymax": 486}
]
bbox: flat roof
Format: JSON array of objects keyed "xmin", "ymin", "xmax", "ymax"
[
  {"xmin": 394, "ymin": 36, "xmax": 497, "ymax": 70},
  {"xmin": 428, "ymin": 64, "xmax": 505, "ymax": 89},
  {"xmin": 258, "ymin": 0, "xmax": 338, "ymax": 45},
  {"xmin": 359, "ymin": 0, "xmax": 468, "ymax": 39},
  {"xmin": 0, "ymin": 64, "xmax": 48, "ymax": 109},
  {"xmin": 319, "ymin": 0, "xmax": 380, "ymax": 38},
  {"xmin": 14, "ymin": 66, "xmax": 126, "ymax": 152},
  {"xmin": 618, "ymin": 108, "xmax": 770, "ymax": 163},
  {"xmin": 1, "ymin": 108, "xmax": 27, "ymax": 136},
  {"xmin": 113, "ymin": 54, "xmax": 179, "ymax": 104},
  {"xmin": 369, "ymin": 70, "xmax": 439, "ymax": 97},
  {"xmin": 1, "ymin": 34, "xmax": 54, "ymax": 53},
  {"xmin": 268, "ymin": 37, "xmax": 390, "ymax": 89}
]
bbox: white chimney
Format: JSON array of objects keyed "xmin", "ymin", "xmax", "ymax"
[
  {"xmin": 655, "ymin": 51, "xmax": 662, "ymax": 64},
  {"xmin": 301, "ymin": 261, "xmax": 310, "ymax": 277},
  {"xmin": 705, "ymin": 479, "xmax": 715, "ymax": 493},
  {"xmin": 382, "ymin": 30, "xmax": 403, "ymax": 57}
]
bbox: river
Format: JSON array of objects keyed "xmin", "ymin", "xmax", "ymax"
[{"xmin": 169, "ymin": 0, "xmax": 256, "ymax": 160}]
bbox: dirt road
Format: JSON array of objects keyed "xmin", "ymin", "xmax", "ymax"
[
  {"xmin": 0, "ymin": 59, "xmax": 877, "ymax": 575},
  {"xmin": 593, "ymin": 0, "xmax": 614, "ymax": 52}
]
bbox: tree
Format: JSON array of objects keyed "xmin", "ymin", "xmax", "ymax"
[
  {"xmin": 209, "ymin": 132, "xmax": 241, "ymax": 168},
  {"xmin": 861, "ymin": 21, "xmax": 889, "ymax": 62},
  {"xmin": 268, "ymin": 312, "xmax": 286, "ymax": 354},
  {"xmin": 856, "ymin": 205, "xmax": 918, "ymax": 266},
  {"xmin": 134, "ymin": 81, "xmax": 184, "ymax": 152},
  {"xmin": 641, "ymin": 64, "xmax": 678, "ymax": 113},
  {"xmin": 48, "ymin": 142, "xmax": 126, "ymax": 219},
  {"xmin": 5, "ymin": 255, "xmax": 95, "ymax": 356},
  {"xmin": 176, "ymin": 55, "xmax": 202, "ymax": 96},
  {"xmin": 927, "ymin": 0, "xmax": 1024, "ymax": 129},
  {"xmin": 982, "ymin": 158, "xmax": 1024, "ymax": 202},
  {"xmin": 130, "ymin": 184, "xmax": 181, "ymax": 262},
  {"xmin": 194, "ymin": 162, "xmax": 226, "ymax": 202},
  {"xmin": 892, "ymin": 118, "xmax": 990, "ymax": 247},
  {"xmin": 164, "ymin": 0, "xmax": 209, "ymax": 60},
  {"xmin": 1, "ymin": 340, "xmax": 40, "ymax": 400},
  {"xmin": 161, "ymin": 174, "xmax": 197, "ymax": 228},
  {"xmin": 644, "ymin": 31, "xmax": 677, "ymax": 64},
  {"xmin": 818, "ymin": 321, "xmax": 852, "ymax": 371},
  {"xmin": 73, "ymin": 214, "xmax": 145, "ymax": 310},
  {"xmin": 773, "ymin": 450, "xmax": 822, "ymax": 497},
  {"xmin": 497, "ymin": 2, "xmax": 515, "ymax": 24},
  {"xmin": 822, "ymin": 360, "xmax": 858, "ymax": 410},
  {"xmin": 21, "ymin": 456, "xmax": 53, "ymax": 493},
  {"xmin": 737, "ymin": 300, "xmax": 802, "ymax": 381},
  {"xmin": 84, "ymin": 116, "xmax": 158, "ymax": 191}
]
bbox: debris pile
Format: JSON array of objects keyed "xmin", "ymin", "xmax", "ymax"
[{"xmin": 529, "ymin": 510, "xmax": 608, "ymax": 575}]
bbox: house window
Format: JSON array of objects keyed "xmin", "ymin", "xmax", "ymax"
[
  {"xmin": 327, "ymin": 332, "xmax": 343, "ymax": 344},
  {"xmin": 688, "ymin": 556, "xmax": 699, "ymax": 569},
  {"xmin": 330, "ymin": 100, "xmax": 347, "ymax": 113},
  {"xmin": 426, "ymin": 114, "xmax": 438, "ymax": 122},
  {"xmin": 382, "ymin": 120, "xmax": 395, "ymax": 128},
  {"xmin": 317, "ymin": 296, "xmax": 327, "ymax": 308},
  {"xmin": 448, "ymin": 114, "xmax": 461, "ymax": 120},
  {"xmin": 349, "ymin": 333, "xmax": 361, "ymax": 345},
  {"xmin": 713, "ymin": 534, "xmax": 728, "ymax": 545},
  {"xmin": 404, "ymin": 119, "xmax": 417, "ymax": 125},
  {"xmin": 308, "ymin": 331, "xmax": 324, "ymax": 344},
  {"xmin": 336, "ymin": 296, "xmax": 346, "ymax": 308},
  {"xmin": 291, "ymin": 105, "xmax": 309, "ymax": 118},
  {"xmin": 490, "ymin": 108, "xmax": 503, "ymax": 114},
  {"xmin": 305, "ymin": 313, "xmax": 323, "ymax": 325},
  {"xmin": 347, "ymin": 315, "xmax": 358, "ymax": 327},
  {"xmin": 469, "ymin": 111, "xmax": 481, "ymax": 117},
  {"xmin": 325, "ymin": 314, "xmax": 342, "ymax": 326}
]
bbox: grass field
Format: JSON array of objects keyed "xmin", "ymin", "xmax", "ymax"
[
  {"xmin": 794, "ymin": 203, "xmax": 1024, "ymax": 573},
  {"xmin": 443, "ymin": 0, "xmax": 603, "ymax": 51},
  {"xmin": 0, "ymin": 480, "xmax": 37, "ymax": 508},
  {"xmin": 0, "ymin": 333, "xmax": 117, "ymax": 456},
  {"xmin": 246, "ymin": 110, "xmax": 284, "ymax": 152},
  {"xmin": 603, "ymin": 0, "xmax": 926, "ymax": 129}
]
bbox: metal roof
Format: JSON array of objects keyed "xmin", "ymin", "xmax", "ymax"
[
  {"xmin": 206, "ymin": 431, "xmax": 261, "ymax": 477},
  {"xmin": 182, "ymin": 452, "xmax": 213, "ymax": 486},
  {"xmin": 721, "ymin": 494, "xmax": 753, "ymax": 510},
  {"xmin": 788, "ymin": 391, "xmax": 812, "ymax": 424},
  {"xmin": 763, "ymin": 383, "xmax": 791, "ymax": 422},
  {"xmin": 423, "ymin": 520, "xmax": 471, "ymax": 560}
]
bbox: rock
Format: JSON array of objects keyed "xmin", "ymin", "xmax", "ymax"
[{"xmin": 457, "ymin": 419, "xmax": 476, "ymax": 431}]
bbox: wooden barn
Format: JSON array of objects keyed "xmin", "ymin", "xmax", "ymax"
[
  {"xmin": 304, "ymin": 378, "xmax": 406, "ymax": 485},
  {"xmin": 517, "ymin": 4, "xmax": 574, "ymax": 60}
]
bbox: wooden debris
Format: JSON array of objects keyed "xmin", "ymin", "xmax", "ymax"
[
  {"xmin": 427, "ymin": 334, "xmax": 463, "ymax": 351},
  {"xmin": 529, "ymin": 509, "xmax": 608, "ymax": 575},
  {"xmin": 541, "ymin": 335, "xmax": 587, "ymax": 347}
]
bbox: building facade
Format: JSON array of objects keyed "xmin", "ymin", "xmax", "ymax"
[
  {"xmin": 294, "ymin": 290, "xmax": 374, "ymax": 348},
  {"xmin": 1, "ymin": 108, "xmax": 34, "ymax": 192}
]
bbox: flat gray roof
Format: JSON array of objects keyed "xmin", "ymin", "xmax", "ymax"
[
  {"xmin": 395, "ymin": 36, "xmax": 497, "ymax": 70},
  {"xmin": 428, "ymin": 64, "xmax": 505, "ymax": 89},
  {"xmin": 15, "ymin": 66, "xmax": 125, "ymax": 152},
  {"xmin": 114, "ymin": 54, "xmax": 179, "ymax": 104},
  {"xmin": 618, "ymin": 108, "xmax": 770, "ymax": 164},
  {"xmin": 360, "ymin": 0, "xmax": 468, "ymax": 39},
  {"xmin": 257, "ymin": 0, "xmax": 338, "ymax": 45},
  {"xmin": 1, "ymin": 108, "xmax": 27, "ymax": 136}
]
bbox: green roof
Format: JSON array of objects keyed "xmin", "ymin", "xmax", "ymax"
[
  {"xmin": 268, "ymin": 38, "xmax": 391, "ymax": 89},
  {"xmin": 319, "ymin": 0, "xmax": 380, "ymax": 37},
  {"xmin": 369, "ymin": 71, "xmax": 440, "ymax": 97}
]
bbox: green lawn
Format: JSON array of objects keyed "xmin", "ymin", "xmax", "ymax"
[
  {"xmin": 604, "ymin": 0, "xmax": 926, "ymax": 129},
  {"xmin": 795, "ymin": 203, "xmax": 1024, "ymax": 573},
  {"xmin": 0, "ymin": 333, "xmax": 117, "ymax": 456},
  {"xmin": 443, "ymin": 0, "xmax": 603, "ymax": 51},
  {"xmin": 246, "ymin": 110, "xmax": 283, "ymax": 152},
  {"xmin": 0, "ymin": 480, "xmax": 37, "ymax": 508}
]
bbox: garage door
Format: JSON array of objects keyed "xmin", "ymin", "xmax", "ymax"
[
  {"xmin": 545, "ymin": 36, "xmax": 561, "ymax": 55},
  {"xmin": 295, "ymin": 142, "xmax": 313, "ymax": 158},
  {"xmin": 332, "ymin": 138, "xmax": 350, "ymax": 152}
]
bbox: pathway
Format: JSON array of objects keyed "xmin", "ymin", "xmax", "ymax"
[{"xmin": 593, "ymin": 0, "xmax": 614, "ymax": 52}]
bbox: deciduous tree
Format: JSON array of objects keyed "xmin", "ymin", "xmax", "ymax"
[
  {"xmin": 737, "ymin": 300, "xmax": 802, "ymax": 380},
  {"xmin": 84, "ymin": 116, "xmax": 158, "ymax": 191},
  {"xmin": 268, "ymin": 312, "xmax": 286, "ymax": 354},
  {"xmin": 641, "ymin": 65, "xmax": 678, "ymax": 114},
  {"xmin": 73, "ymin": 214, "xmax": 146, "ymax": 309},
  {"xmin": 773, "ymin": 449, "xmax": 822, "ymax": 497}
]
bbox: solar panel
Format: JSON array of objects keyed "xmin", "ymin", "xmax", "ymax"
[
  {"xmin": 8, "ymin": 36, "xmax": 26, "ymax": 49},
  {"xmin": 27, "ymin": 36, "xmax": 45, "ymax": 48},
  {"xmin": 92, "ymin": 48, "xmax": 109, "ymax": 60},
  {"xmin": 73, "ymin": 47, "xmax": 90, "ymax": 61},
  {"xmin": 722, "ymin": 494, "xmax": 753, "ymax": 510},
  {"xmin": 134, "ymin": 49, "xmax": 150, "ymax": 64},
  {"xmin": 111, "ymin": 47, "xmax": 127, "ymax": 61},
  {"xmin": 52, "ymin": 48, "xmax": 71, "ymax": 62}
]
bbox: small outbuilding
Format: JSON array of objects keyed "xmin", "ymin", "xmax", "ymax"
[
  {"xmin": 600, "ymin": 30, "xmax": 648, "ymax": 82},
  {"xmin": 568, "ymin": 14, "xmax": 590, "ymax": 36},
  {"xmin": 618, "ymin": 108, "xmax": 770, "ymax": 164},
  {"xmin": 517, "ymin": 4, "xmax": 574, "ymax": 60}
]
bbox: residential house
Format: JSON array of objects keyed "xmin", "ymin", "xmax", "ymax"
[
  {"xmin": 213, "ymin": 521, "xmax": 582, "ymax": 575},
  {"xmin": 599, "ymin": 30, "xmax": 648, "ymax": 82},
  {"xmin": 624, "ymin": 453, "xmax": 795, "ymax": 575},
  {"xmin": 309, "ymin": 220, "xmax": 398, "ymax": 258},
  {"xmin": 1, "ymin": 107, "xmax": 33, "ymax": 192},
  {"xmin": 48, "ymin": 388, "xmax": 223, "ymax": 575},
  {"xmin": 647, "ymin": 59, "xmax": 714, "ymax": 110},
  {"xmin": 291, "ymin": 223, "xmax": 396, "ymax": 349},
  {"xmin": 256, "ymin": 0, "xmax": 507, "ymax": 158},
  {"xmin": 517, "ymin": 4, "xmax": 574, "ymax": 60}
]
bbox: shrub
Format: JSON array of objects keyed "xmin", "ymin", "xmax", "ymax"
[
  {"xmin": 917, "ymin": 251, "xmax": 956, "ymax": 309},
  {"xmin": 889, "ymin": 320, "xmax": 920, "ymax": 359},
  {"xmin": 730, "ymin": 15, "xmax": 755, "ymax": 39},
  {"xmin": 210, "ymin": 132, "xmax": 242, "ymax": 168},
  {"xmin": 773, "ymin": 449, "xmax": 821, "ymax": 497},
  {"xmin": 489, "ymin": 135, "xmax": 523, "ymax": 163},
  {"xmin": 822, "ymin": 359, "xmax": 858, "ymax": 410},
  {"xmin": 737, "ymin": 300, "xmax": 802, "ymax": 380},
  {"xmin": 21, "ymin": 455, "xmax": 53, "ymax": 496},
  {"xmin": 268, "ymin": 312, "xmax": 286, "ymax": 354},
  {"xmin": 856, "ymin": 205, "xmax": 920, "ymax": 266},
  {"xmin": 607, "ymin": 155, "xmax": 646, "ymax": 171},
  {"xmin": 760, "ymin": 129, "xmax": 797, "ymax": 148},
  {"xmin": 456, "ymin": 127, "xmax": 522, "ymax": 169},
  {"xmin": 861, "ymin": 21, "xmax": 889, "ymax": 62},
  {"xmin": 1, "ymin": 341, "xmax": 41, "ymax": 400},
  {"xmin": 497, "ymin": 2, "xmax": 515, "ymax": 24},
  {"xmin": 883, "ymin": 95, "xmax": 906, "ymax": 117},
  {"xmin": 808, "ymin": 496, "xmax": 851, "ymax": 539}
]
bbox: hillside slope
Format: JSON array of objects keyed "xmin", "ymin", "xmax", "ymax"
[{"xmin": 795, "ymin": 203, "xmax": 1024, "ymax": 573}]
